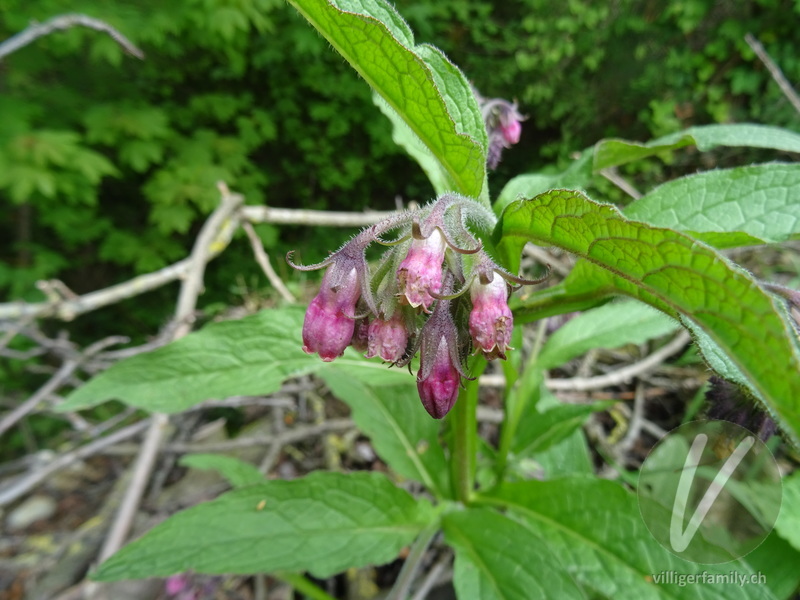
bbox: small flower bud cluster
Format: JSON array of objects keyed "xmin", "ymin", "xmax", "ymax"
[
  {"xmin": 289, "ymin": 194, "xmax": 546, "ymax": 419},
  {"xmin": 472, "ymin": 85, "xmax": 526, "ymax": 170}
]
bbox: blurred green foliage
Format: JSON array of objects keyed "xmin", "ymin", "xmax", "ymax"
[{"xmin": 1, "ymin": 0, "xmax": 799, "ymax": 315}]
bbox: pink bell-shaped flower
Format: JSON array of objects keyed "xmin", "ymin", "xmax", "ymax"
[
  {"xmin": 365, "ymin": 313, "xmax": 409, "ymax": 363},
  {"xmin": 302, "ymin": 265, "xmax": 360, "ymax": 362},
  {"xmin": 417, "ymin": 336, "xmax": 462, "ymax": 419},
  {"xmin": 469, "ymin": 273, "xmax": 513, "ymax": 360},
  {"xmin": 396, "ymin": 228, "xmax": 446, "ymax": 311}
]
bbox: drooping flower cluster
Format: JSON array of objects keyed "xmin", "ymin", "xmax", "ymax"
[
  {"xmin": 289, "ymin": 194, "xmax": 546, "ymax": 419},
  {"xmin": 472, "ymin": 85, "xmax": 526, "ymax": 170}
]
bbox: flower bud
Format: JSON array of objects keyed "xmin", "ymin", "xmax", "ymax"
[
  {"xmin": 500, "ymin": 118, "xmax": 521, "ymax": 145},
  {"xmin": 469, "ymin": 273, "xmax": 512, "ymax": 359},
  {"xmin": 350, "ymin": 317, "xmax": 370, "ymax": 353},
  {"xmin": 417, "ymin": 337, "xmax": 461, "ymax": 419},
  {"xmin": 397, "ymin": 229, "xmax": 446, "ymax": 311},
  {"xmin": 365, "ymin": 313, "xmax": 408, "ymax": 362},
  {"xmin": 302, "ymin": 266, "xmax": 360, "ymax": 362}
]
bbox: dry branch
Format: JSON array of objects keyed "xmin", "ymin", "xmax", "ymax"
[{"xmin": 0, "ymin": 13, "xmax": 144, "ymax": 61}]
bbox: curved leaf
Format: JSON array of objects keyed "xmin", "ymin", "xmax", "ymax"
[
  {"xmin": 443, "ymin": 508, "xmax": 586, "ymax": 600},
  {"xmin": 94, "ymin": 471, "xmax": 435, "ymax": 580},
  {"xmin": 625, "ymin": 163, "xmax": 800, "ymax": 248},
  {"xmin": 594, "ymin": 123, "xmax": 800, "ymax": 171},
  {"xmin": 59, "ymin": 308, "xmax": 412, "ymax": 413},
  {"xmin": 319, "ymin": 368, "xmax": 451, "ymax": 498},
  {"xmin": 288, "ymin": 0, "xmax": 486, "ymax": 198},
  {"xmin": 497, "ymin": 189, "xmax": 800, "ymax": 443},
  {"xmin": 478, "ymin": 477, "xmax": 769, "ymax": 600}
]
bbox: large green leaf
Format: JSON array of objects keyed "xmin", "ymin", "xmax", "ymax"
[
  {"xmin": 288, "ymin": 0, "xmax": 486, "ymax": 198},
  {"xmin": 443, "ymin": 508, "xmax": 586, "ymax": 600},
  {"xmin": 319, "ymin": 368, "xmax": 451, "ymax": 498},
  {"xmin": 494, "ymin": 150, "xmax": 593, "ymax": 217},
  {"xmin": 478, "ymin": 477, "xmax": 772, "ymax": 600},
  {"xmin": 744, "ymin": 531, "xmax": 800, "ymax": 600},
  {"xmin": 94, "ymin": 471, "xmax": 435, "ymax": 580},
  {"xmin": 624, "ymin": 164, "xmax": 800, "ymax": 248},
  {"xmin": 496, "ymin": 190, "xmax": 800, "ymax": 444},
  {"xmin": 59, "ymin": 308, "xmax": 411, "ymax": 413},
  {"xmin": 512, "ymin": 400, "xmax": 611, "ymax": 457},
  {"xmin": 774, "ymin": 470, "xmax": 800, "ymax": 553},
  {"xmin": 537, "ymin": 299, "xmax": 678, "ymax": 370},
  {"xmin": 594, "ymin": 124, "xmax": 800, "ymax": 171}
]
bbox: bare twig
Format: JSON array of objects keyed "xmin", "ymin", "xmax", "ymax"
[
  {"xmin": 0, "ymin": 419, "xmax": 150, "ymax": 507},
  {"xmin": 0, "ymin": 258, "xmax": 196, "ymax": 320},
  {"xmin": 0, "ymin": 206, "xmax": 397, "ymax": 321},
  {"xmin": 479, "ymin": 330, "xmax": 691, "ymax": 391},
  {"xmin": 0, "ymin": 335, "xmax": 128, "ymax": 437},
  {"xmin": 95, "ymin": 184, "xmax": 244, "ymax": 569},
  {"xmin": 523, "ymin": 244, "xmax": 572, "ymax": 277},
  {"xmin": 241, "ymin": 220, "xmax": 297, "ymax": 303},
  {"xmin": 241, "ymin": 205, "xmax": 396, "ymax": 227},
  {"xmin": 618, "ymin": 380, "xmax": 647, "ymax": 453},
  {"xmin": 599, "ymin": 167, "xmax": 642, "ymax": 200},
  {"xmin": 745, "ymin": 33, "xmax": 800, "ymax": 115},
  {"xmin": 410, "ymin": 551, "xmax": 453, "ymax": 600},
  {"xmin": 158, "ymin": 418, "xmax": 353, "ymax": 454},
  {"xmin": 0, "ymin": 13, "xmax": 144, "ymax": 61}
]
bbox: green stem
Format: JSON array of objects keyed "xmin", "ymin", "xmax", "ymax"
[
  {"xmin": 495, "ymin": 319, "xmax": 548, "ymax": 481},
  {"xmin": 275, "ymin": 572, "xmax": 338, "ymax": 600},
  {"xmin": 451, "ymin": 355, "xmax": 485, "ymax": 504},
  {"xmin": 386, "ymin": 521, "xmax": 440, "ymax": 600}
]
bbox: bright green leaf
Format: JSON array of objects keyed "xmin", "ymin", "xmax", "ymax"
[
  {"xmin": 287, "ymin": 0, "xmax": 486, "ymax": 199},
  {"xmin": 531, "ymin": 427, "xmax": 593, "ymax": 477},
  {"xmin": 443, "ymin": 508, "xmax": 587, "ymax": 600},
  {"xmin": 60, "ymin": 308, "xmax": 413, "ymax": 413},
  {"xmin": 494, "ymin": 150, "xmax": 593, "ymax": 217},
  {"xmin": 594, "ymin": 123, "xmax": 800, "ymax": 171},
  {"xmin": 482, "ymin": 477, "xmax": 769, "ymax": 599},
  {"xmin": 94, "ymin": 471, "xmax": 435, "ymax": 580},
  {"xmin": 743, "ymin": 532, "xmax": 800, "ymax": 600},
  {"xmin": 512, "ymin": 401, "xmax": 612, "ymax": 457},
  {"xmin": 537, "ymin": 299, "xmax": 678, "ymax": 370},
  {"xmin": 774, "ymin": 470, "xmax": 800, "ymax": 553},
  {"xmin": 496, "ymin": 189, "xmax": 800, "ymax": 444},
  {"xmin": 319, "ymin": 368, "xmax": 450, "ymax": 498},
  {"xmin": 625, "ymin": 164, "xmax": 800, "ymax": 248},
  {"xmin": 179, "ymin": 454, "xmax": 265, "ymax": 488}
]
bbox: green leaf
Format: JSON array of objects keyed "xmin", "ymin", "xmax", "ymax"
[
  {"xmin": 624, "ymin": 164, "xmax": 800, "ymax": 248},
  {"xmin": 94, "ymin": 471, "xmax": 435, "ymax": 580},
  {"xmin": 443, "ymin": 508, "xmax": 586, "ymax": 600},
  {"xmin": 494, "ymin": 150, "xmax": 593, "ymax": 217},
  {"xmin": 774, "ymin": 470, "xmax": 800, "ymax": 553},
  {"xmin": 537, "ymin": 299, "xmax": 678, "ymax": 370},
  {"xmin": 512, "ymin": 401, "xmax": 612, "ymax": 457},
  {"xmin": 480, "ymin": 477, "xmax": 769, "ymax": 600},
  {"xmin": 744, "ymin": 531, "xmax": 800, "ymax": 600},
  {"xmin": 680, "ymin": 317, "xmax": 756, "ymax": 396},
  {"xmin": 319, "ymin": 369, "xmax": 451, "ymax": 498},
  {"xmin": 594, "ymin": 123, "xmax": 800, "ymax": 171},
  {"xmin": 531, "ymin": 427, "xmax": 593, "ymax": 477},
  {"xmin": 287, "ymin": 0, "xmax": 486, "ymax": 198},
  {"xmin": 179, "ymin": 454, "xmax": 264, "ymax": 489},
  {"xmin": 60, "ymin": 308, "xmax": 411, "ymax": 413},
  {"xmin": 496, "ymin": 189, "xmax": 800, "ymax": 444}
]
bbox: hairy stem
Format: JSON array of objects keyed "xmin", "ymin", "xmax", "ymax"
[
  {"xmin": 450, "ymin": 355, "xmax": 485, "ymax": 504},
  {"xmin": 495, "ymin": 319, "xmax": 548, "ymax": 481}
]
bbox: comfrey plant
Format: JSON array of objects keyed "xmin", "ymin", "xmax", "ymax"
[
  {"xmin": 65, "ymin": 0, "xmax": 800, "ymax": 598},
  {"xmin": 289, "ymin": 194, "xmax": 544, "ymax": 418}
]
